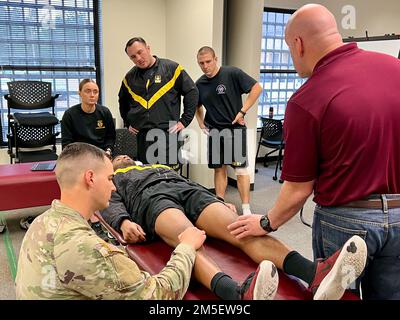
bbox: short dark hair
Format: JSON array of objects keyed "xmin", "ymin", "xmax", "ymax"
[
  {"xmin": 56, "ymin": 142, "xmax": 107, "ymax": 188},
  {"xmin": 58, "ymin": 142, "xmax": 106, "ymax": 163},
  {"xmin": 125, "ymin": 37, "xmax": 147, "ymax": 54},
  {"xmin": 79, "ymin": 79, "xmax": 97, "ymax": 91},
  {"xmin": 197, "ymin": 46, "xmax": 216, "ymax": 57}
]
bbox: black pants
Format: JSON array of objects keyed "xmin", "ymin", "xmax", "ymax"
[{"xmin": 137, "ymin": 129, "xmax": 183, "ymax": 166}]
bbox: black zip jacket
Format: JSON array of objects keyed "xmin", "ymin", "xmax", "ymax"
[
  {"xmin": 118, "ymin": 57, "xmax": 198, "ymax": 130},
  {"xmin": 100, "ymin": 164, "xmax": 187, "ymax": 232}
]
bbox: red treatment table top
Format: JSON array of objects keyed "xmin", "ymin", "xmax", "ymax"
[
  {"xmin": 126, "ymin": 239, "xmax": 359, "ymax": 300},
  {"xmin": 0, "ymin": 161, "xmax": 60, "ymax": 211}
]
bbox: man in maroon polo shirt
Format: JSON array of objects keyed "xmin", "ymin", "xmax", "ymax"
[{"xmin": 228, "ymin": 4, "xmax": 400, "ymax": 299}]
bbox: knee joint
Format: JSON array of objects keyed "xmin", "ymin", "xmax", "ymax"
[{"xmin": 234, "ymin": 167, "xmax": 248, "ymax": 176}]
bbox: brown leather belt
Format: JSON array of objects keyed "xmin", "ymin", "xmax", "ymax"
[{"xmin": 342, "ymin": 199, "xmax": 400, "ymax": 209}]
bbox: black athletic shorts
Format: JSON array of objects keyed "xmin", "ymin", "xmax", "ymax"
[
  {"xmin": 131, "ymin": 179, "xmax": 222, "ymax": 240},
  {"xmin": 207, "ymin": 127, "xmax": 247, "ymax": 169}
]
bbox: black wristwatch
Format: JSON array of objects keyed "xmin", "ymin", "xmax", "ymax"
[
  {"xmin": 260, "ymin": 214, "xmax": 277, "ymax": 233},
  {"xmin": 239, "ymin": 110, "xmax": 246, "ymax": 117}
]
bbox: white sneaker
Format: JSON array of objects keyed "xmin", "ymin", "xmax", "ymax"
[
  {"xmin": 240, "ymin": 260, "xmax": 279, "ymax": 300},
  {"xmin": 312, "ymin": 235, "xmax": 367, "ymax": 300},
  {"xmin": 242, "ymin": 204, "xmax": 252, "ymax": 215}
]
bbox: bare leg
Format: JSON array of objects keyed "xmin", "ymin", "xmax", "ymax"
[
  {"xmin": 196, "ymin": 202, "xmax": 291, "ymax": 269},
  {"xmin": 236, "ymin": 174, "xmax": 250, "ymax": 204},
  {"xmin": 214, "ymin": 166, "xmax": 228, "ymax": 199},
  {"xmin": 155, "ymin": 208, "xmax": 222, "ymax": 290}
]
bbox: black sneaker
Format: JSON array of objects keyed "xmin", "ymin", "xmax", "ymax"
[
  {"xmin": 20, "ymin": 216, "xmax": 35, "ymax": 230},
  {"xmin": 91, "ymin": 221, "xmax": 109, "ymax": 242}
]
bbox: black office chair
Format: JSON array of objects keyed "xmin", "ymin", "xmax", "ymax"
[
  {"xmin": 256, "ymin": 117, "xmax": 285, "ymax": 182},
  {"xmin": 5, "ymin": 81, "xmax": 59, "ymax": 164},
  {"xmin": 113, "ymin": 128, "xmax": 138, "ymax": 160}
]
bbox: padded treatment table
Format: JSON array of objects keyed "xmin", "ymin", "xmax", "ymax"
[
  {"xmin": 95, "ymin": 213, "xmax": 359, "ymax": 300},
  {"xmin": 0, "ymin": 161, "xmax": 59, "ymax": 211},
  {"xmin": 126, "ymin": 239, "xmax": 312, "ymax": 300}
]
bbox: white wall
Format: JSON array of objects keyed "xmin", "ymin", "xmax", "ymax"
[
  {"xmin": 226, "ymin": 0, "xmax": 264, "ymax": 184},
  {"xmin": 101, "ymin": 0, "xmax": 167, "ymax": 129},
  {"xmin": 265, "ymin": 0, "xmax": 400, "ymax": 38},
  {"xmin": 165, "ymin": 0, "xmax": 224, "ymax": 188}
]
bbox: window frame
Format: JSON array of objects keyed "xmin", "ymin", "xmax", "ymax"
[
  {"xmin": 0, "ymin": 0, "xmax": 102, "ymax": 146},
  {"xmin": 258, "ymin": 7, "xmax": 306, "ymax": 127}
]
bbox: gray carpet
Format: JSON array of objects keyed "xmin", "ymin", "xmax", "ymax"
[{"xmin": 0, "ymin": 163, "xmax": 315, "ymax": 300}]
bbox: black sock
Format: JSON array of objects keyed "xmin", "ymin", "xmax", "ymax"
[
  {"xmin": 210, "ymin": 272, "xmax": 240, "ymax": 300},
  {"xmin": 283, "ymin": 251, "xmax": 317, "ymax": 285}
]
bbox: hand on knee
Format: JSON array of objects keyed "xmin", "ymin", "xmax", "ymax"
[{"xmin": 178, "ymin": 227, "xmax": 206, "ymax": 250}]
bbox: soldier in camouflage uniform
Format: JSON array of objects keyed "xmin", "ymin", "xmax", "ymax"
[
  {"xmin": 15, "ymin": 142, "xmax": 205, "ymax": 299},
  {"xmin": 16, "ymin": 142, "xmax": 279, "ymax": 300},
  {"xmin": 16, "ymin": 200, "xmax": 204, "ymax": 300}
]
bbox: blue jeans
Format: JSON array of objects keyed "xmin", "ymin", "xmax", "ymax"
[{"xmin": 312, "ymin": 196, "xmax": 400, "ymax": 300}]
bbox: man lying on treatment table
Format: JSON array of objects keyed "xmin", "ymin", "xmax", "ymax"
[{"xmin": 100, "ymin": 155, "xmax": 368, "ymax": 300}]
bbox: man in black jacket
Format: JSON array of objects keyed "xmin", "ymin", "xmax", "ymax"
[
  {"xmin": 100, "ymin": 155, "xmax": 368, "ymax": 300},
  {"xmin": 119, "ymin": 37, "xmax": 198, "ymax": 167}
]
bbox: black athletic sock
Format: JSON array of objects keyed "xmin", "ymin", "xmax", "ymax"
[
  {"xmin": 283, "ymin": 251, "xmax": 317, "ymax": 285},
  {"xmin": 210, "ymin": 272, "xmax": 240, "ymax": 300}
]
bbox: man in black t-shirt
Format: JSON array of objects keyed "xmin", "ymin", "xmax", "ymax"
[{"xmin": 195, "ymin": 46, "xmax": 262, "ymax": 215}]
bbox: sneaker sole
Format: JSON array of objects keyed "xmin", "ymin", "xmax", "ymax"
[
  {"xmin": 253, "ymin": 260, "xmax": 279, "ymax": 300},
  {"xmin": 313, "ymin": 235, "xmax": 367, "ymax": 300}
]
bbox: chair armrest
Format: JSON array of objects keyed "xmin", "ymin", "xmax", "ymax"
[
  {"xmin": 94, "ymin": 211, "xmax": 127, "ymax": 246},
  {"xmin": 53, "ymin": 94, "xmax": 60, "ymax": 99},
  {"xmin": 4, "ymin": 94, "xmax": 10, "ymax": 101}
]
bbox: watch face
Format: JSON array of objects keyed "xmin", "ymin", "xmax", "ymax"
[{"xmin": 260, "ymin": 216, "xmax": 270, "ymax": 231}]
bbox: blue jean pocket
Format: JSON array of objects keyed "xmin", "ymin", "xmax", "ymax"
[{"xmin": 320, "ymin": 220, "xmax": 367, "ymax": 257}]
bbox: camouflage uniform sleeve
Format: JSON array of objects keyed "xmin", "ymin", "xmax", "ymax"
[{"xmin": 55, "ymin": 235, "xmax": 196, "ymax": 300}]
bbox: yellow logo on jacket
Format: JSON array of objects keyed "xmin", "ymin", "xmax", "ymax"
[
  {"xmin": 155, "ymin": 75, "xmax": 162, "ymax": 83},
  {"xmin": 96, "ymin": 120, "xmax": 105, "ymax": 129}
]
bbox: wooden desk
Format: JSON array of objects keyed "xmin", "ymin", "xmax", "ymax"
[{"xmin": 0, "ymin": 161, "xmax": 60, "ymax": 211}]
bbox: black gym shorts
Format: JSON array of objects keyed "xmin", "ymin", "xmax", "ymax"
[
  {"xmin": 131, "ymin": 179, "xmax": 222, "ymax": 240},
  {"xmin": 207, "ymin": 127, "xmax": 248, "ymax": 169}
]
